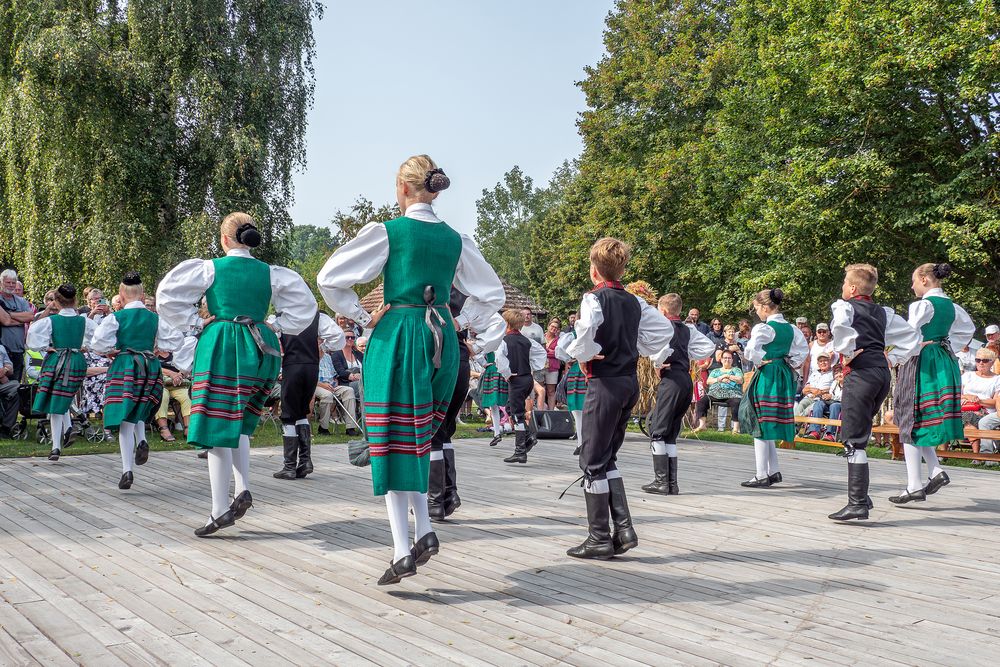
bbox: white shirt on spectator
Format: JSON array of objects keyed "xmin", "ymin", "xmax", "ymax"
[
  {"xmin": 806, "ymin": 368, "xmax": 834, "ymax": 392},
  {"xmin": 961, "ymin": 371, "xmax": 1000, "ymax": 414},
  {"xmin": 957, "ymin": 345, "xmax": 980, "ymax": 372},
  {"xmin": 520, "ymin": 321, "xmax": 545, "ymax": 345},
  {"xmin": 809, "ymin": 339, "xmax": 838, "ymax": 369}
]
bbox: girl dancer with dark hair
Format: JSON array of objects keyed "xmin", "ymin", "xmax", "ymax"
[
  {"xmin": 27, "ymin": 284, "xmax": 97, "ymax": 461},
  {"xmin": 318, "ymin": 155, "xmax": 504, "ymax": 585},
  {"xmin": 157, "ymin": 212, "xmax": 317, "ymax": 535},
  {"xmin": 739, "ymin": 288, "xmax": 809, "ymax": 488},
  {"xmin": 889, "ymin": 263, "xmax": 974, "ymax": 505}
]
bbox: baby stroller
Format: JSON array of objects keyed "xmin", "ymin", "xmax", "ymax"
[{"xmin": 11, "ymin": 384, "xmax": 50, "ymax": 444}]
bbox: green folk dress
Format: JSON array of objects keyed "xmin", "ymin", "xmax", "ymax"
[
  {"xmin": 907, "ymin": 296, "xmax": 963, "ymax": 447},
  {"xmin": 564, "ymin": 361, "xmax": 588, "ymax": 412},
  {"xmin": 103, "ymin": 308, "xmax": 163, "ymax": 428},
  {"xmin": 188, "ymin": 256, "xmax": 281, "ymax": 449},
  {"xmin": 739, "ymin": 321, "xmax": 796, "ymax": 442},
  {"xmin": 478, "ymin": 352, "xmax": 509, "ymax": 408},
  {"xmin": 33, "ymin": 315, "xmax": 87, "ymax": 415},
  {"xmin": 363, "ymin": 217, "xmax": 463, "ymax": 496}
]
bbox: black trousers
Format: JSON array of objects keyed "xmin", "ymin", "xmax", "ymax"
[
  {"xmin": 579, "ymin": 375, "xmax": 639, "ymax": 481},
  {"xmin": 431, "ymin": 356, "xmax": 470, "ymax": 451},
  {"xmin": 0, "ymin": 380, "xmax": 19, "ymax": 430},
  {"xmin": 280, "ymin": 363, "xmax": 319, "ymax": 424},
  {"xmin": 506, "ymin": 374, "xmax": 534, "ymax": 426},
  {"xmin": 647, "ymin": 368, "xmax": 692, "ymax": 443},
  {"xmin": 694, "ymin": 395, "xmax": 742, "ymax": 422},
  {"xmin": 841, "ymin": 366, "xmax": 890, "ymax": 449},
  {"xmin": 9, "ymin": 353, "xmax": 24, "ymax": 385}
]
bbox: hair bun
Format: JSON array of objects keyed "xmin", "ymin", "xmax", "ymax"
[
  {"xmin": 769, "ymin": 287, "xmax": 784, "ymax": 305},
  {"xmin": 122, "ymin": 271, "xmax": 142, "ymax": 286},
  {"xmin": 235, "ymin": 223, "xmax": 262, "ymax": 248},
  {"xmin": 57, "ymin": 283, "xmax": 76, "ymax": 300},
  {"xmin": 425, "ymin": 168, "xmax": 450, "ymax": 193},
  {"xmin": 933, "ymin": 263, "xmax": 952, "ymax": 280}
]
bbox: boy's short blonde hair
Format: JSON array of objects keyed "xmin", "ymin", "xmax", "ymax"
[
  {"xmin": 590, "ymin": 237, "xmax": 630, "ymax": 282},
  {"xmin": 658, "ymin": 293, "xmax": 683, "ymax": 316},
  {"xmin": 845, "ymin": 263, "xmax": 878, "ymax": 296},
  {"xmin": 502, "ymin": 309, "xmax": 526, "ymax": 330}
]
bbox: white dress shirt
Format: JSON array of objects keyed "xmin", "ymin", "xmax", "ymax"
[
  {"xmin": 565, "ymin": 292, "xmax": 675, "ymax": 365},
  {"xmin": 156, "ymin": 248, "xmax": 317, "ymax": 337},
  {"xmin": 316, "ymin": 203, "xmax": 505, "ymax": 351},
  {"xmin": 495, "ymin": 334, "xmax": 547, "ymax": 379},
  {"xmin": 26, "ymin": 309, "xmax": 98, "ymax": 351},
  {"xmin": 830, "ymin": 299, "xmax": 922, "ymax": 366},
  {"xmin": 906, "ymin": 287, "xmax": 976, "ymax": 355},
  {"xmin": 743, "ymin": 314, "xmax": 809, "ymax": 368},
  {"xmin": 91, "ymin": 301, "xmax": 185, "ymax": 356}
]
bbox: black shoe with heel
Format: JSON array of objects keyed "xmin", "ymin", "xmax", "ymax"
[
  {"xmin": 377, "ymin": 555, "xmax": 416, "ymax": 585},
  {"xmin": 829, "ymin": 462, "xmax": 870, "ymax": 521},
  {"xmin": 230, "ymin": 490, "xmax": 253, "ymax": 520},
  {"xmin": 641, "ymin": 455, "xmax": 670, "ymax": 495},
  {"xmin": 135, "ymin": 440, "xmax": 149, "ymax": 466},
  {"xmin": 118, "ymin": 471, "xmax": 133, "ymax": 490},
  {"xmin": 194, "ymin": 510, "xmax": 237, "ymax": 537},
  {"xmin": 410, "ymin": 532, "xmax": 440, "ymax": 566}
]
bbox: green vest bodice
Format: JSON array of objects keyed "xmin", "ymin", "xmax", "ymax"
[
  {"xmin": 50, "ymin": 314, "xmax": 85, "ymax": 349},
  {"xmin": 206, "ymin": 256, "xmax": 272, "ymax": 321},
  {"xmin": 382, "ymin": 217, "xmax": 462, "ymax": 308},
  {"xmin": 763, "ymin": 321, "xmax": 793, "ymax": 360},
  {"xmin": 920, "ymin": 296, "xmax": 955, "ymax": 342},
  {"xmin": 112, "ymin": 308, "xmax": 159, "ymax": 351}
]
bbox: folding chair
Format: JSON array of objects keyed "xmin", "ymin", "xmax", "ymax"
[
  {"xmin": 257, "ymin": 384, "xmax": 283, "ymax": 435},
  {"xmin": 325, "ymin": 384, "xmax": 363, "ymax": 433}
]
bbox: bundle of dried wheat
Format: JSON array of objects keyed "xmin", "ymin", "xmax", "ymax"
[{"xmin": 626, "ymin": 281, "xmax": 661, "ymax": 417}]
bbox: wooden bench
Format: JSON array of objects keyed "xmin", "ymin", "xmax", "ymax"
[{"xmin": 786, "ymin": 415, "xmax": 1000, "ymax": 463}]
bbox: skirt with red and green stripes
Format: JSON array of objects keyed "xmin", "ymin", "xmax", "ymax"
[
  {"xmin": 187, "ymin": 321, "xmax": 280, "ymax": 449},
  {"xmin": 892, "ymin": 342, "xmax": 963, "ymax": 447},
  {"xmin": 565, "ymin": 362, "xmax": 588, "ymax": 412},
  {"xmin": 32, "ymin": 350, "xmax": 86, "ymax": 415},
  {"xmin": 479, "ymin": 363, "xmax": 508, "ymax": 408},
  {"xmin": 739, "ymin": 360, "xmax": 796, "ymax": 442},
  {"xmin": 103, "ymin": 352, "xmax": 163, "ymax": 429},
  {"xmin": 363, "ymin": 307, "xmax": 458, "ymax": 495}
]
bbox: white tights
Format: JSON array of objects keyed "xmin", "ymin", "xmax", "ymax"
[
  {"xmin": 119, "ymin": 422, "xmax": 136, "ymax": 472},
  {"xmin": 385, "ymin": 491, "xmax": 432, "ymax": 562},
  {"xmin": 571, "ymin": 410, "xmax": 583, "ymax": 448},
  {"xmin": 204, "ymin": 434, "xmax": 252, "ymax": 524},
  {"xmin": 490, "ymin": 410, "xmax": 502, "ymax": 437},
  {"xmin": 753, "ymin": 438, "xmax": 780, "ymax": 479},
  {"xmin": 48, "ymin": 412, "xmax": 71, "ymax": 452},
  {"xmin": 903, "ymin": 443, "xmax": 942, "ymax": 492}
]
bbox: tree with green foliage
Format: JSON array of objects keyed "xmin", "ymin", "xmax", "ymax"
[
  {"xmin": 0, "ymin": 1, "xmax": 323, "ymax": 298},
  {"xmin": 531, "ymin": 0, "xmax": 1000, "ymax": 323}
]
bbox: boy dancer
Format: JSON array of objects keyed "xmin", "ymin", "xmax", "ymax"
[
  {"xmin": 828, "ymin": 264, "xmax": 919, "ymax": 520},
  {"xmin": 496, "ymin": 309, "xmax": 547, "ymax": 464},
  {"xmin": 566, "ymin": 238, "xmax": 673, "ymax": 559},
  {"xmin": 642, "ymin": 293, "xmax": 716, "ymax": 495}
]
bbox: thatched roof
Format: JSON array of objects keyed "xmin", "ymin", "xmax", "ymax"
[{"xmin": 358, "ymin": 282, "xmax": 544, "ymax": 316}]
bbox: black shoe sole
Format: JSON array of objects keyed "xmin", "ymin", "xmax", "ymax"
[
  {"xmin": 135, "ymin": 443, "xmax": 149, "ymax": 466},
  {"xmin": 641, "ymin": 486, "xmax": 671, "ymax": 495}
]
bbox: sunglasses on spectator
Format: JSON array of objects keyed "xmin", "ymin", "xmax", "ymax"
[
  {"xmin": 976, "ymin": 358, "xmax": 992, "ymax": 363},
  {"xmin": 345, "ymin": 336, "xmax": 356, "ymax": 340}
]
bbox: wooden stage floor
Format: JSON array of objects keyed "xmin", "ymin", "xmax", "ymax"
[{"xmin": 0, "ymin": 433, "xmax": 997, "ymax": 666}]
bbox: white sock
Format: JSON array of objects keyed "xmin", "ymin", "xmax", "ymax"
[
  {"xmin": 49, "ymin": 413, "xmax": 64, "ymax": 452},
  {"xmin": 767, "ymin": 440, "xmax": 780, "ymax": 475},
  {"xmin": 430, "ymin": 450, "xmax": 444, "ymax": 461},
  {"xmin": 606, "ymin": 469, "xmax": 621, "ymax": 480},
  {"xmin": 490, "ymin": 410, "xmax": 501, "ymax": 436},
  {"xmin": 295, "ymin": 418, "xmax": 309, "ymax": 431},
  {"xmin": 385, "ymin": 491, "xmax": 410, "ymax": 561},
  {"xmin": 903, "ymin": 443, "xmax": 923, "ymax": 492},
  {"xmin": 408, "ymin": 491, "xmax": 432, "ymax": 540},
  {"xmin": 232, "ymin": 435, "xmax": 251, "ymax": 495},
  {"xmin": 848, "ymin": 449, "xmax": 868, "ymax": 464},
  {"xmin": 514, "ymin": 422, "xmax": 525, "ymax": 431},
  {"xmin": 923, "ymin": 447, "xmax": 943, "ymax": 479},
  {"xmin": 207, "ymin": 448, "xmax": 233, "ymax": 520},
  {"xmin": 119, "ymin": 422, "xmax": 136, "ymax": 473},
  {"xmin": 135, "ymin": 421, "xmax": 146, "ymax": 444},
  {"xmin": 443, "ymin": 442, "xmax": 454, "ymax": 451},
  {"xmin": 571, "ymin": 410, "xmax": 583, "ymax": 446},
  {"xmin": 282, "ymin": 423, "xmax": 296, "ymax": 437},
  {"xmin": 753, "ymin": 439, "xmax": 769, "ymax": 478},
  {"xmin": 651, "ymin": 439, "xmax": 667, "ymax": 455}
]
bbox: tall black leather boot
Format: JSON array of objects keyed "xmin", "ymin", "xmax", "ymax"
[
  {"xmin": 641, "ymin": 454, "xmax": 670, "ymax": 495},
  {"xmin": 829, "ymin": 462, "xmax": 870, "ymax": 521},
  {"xmin": 667, "ymin": 456, "xmax": 680, "ymax": 495},
  {"xmin": 427, "ymin": 456, "xmax": 447, "ymax": 522},
  {"xmin": 443, "ymin": 448, "xmax": 461, "ymax": 517},
  {"xmin": 567, "ymin": 485, "xmax": 614, "ymax": 560},
  {"xmin": 295, "ymin": 423, "xmax": 313, "ymax": 478},
  {"xmin": 524, "ymin": 417, "xmax": 539, "ymax": 453},
  {"xmin": 273, "ymin": 435, "xmax": 299, "ymax": 480},
  {"xmin": 608, "ymin": 477, "xmax": 638, "ymax": 555},
  {"xmin": 504, "ymin": 430, "xmax": 528, "ymax": 463}
]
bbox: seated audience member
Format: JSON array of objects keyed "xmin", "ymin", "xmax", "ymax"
[
  {"xmin": 960, "ymin": 348, "xmax": 1000, "ymax": 459},
  {"xmin": 797, "ymin": 353, "xmax": 835, "ymax": 427},
  {"xmin": 694, "ymin": 350, "xmax": 744, "ymax": 433},
  {"xmin": 0, "ymin": 343, "xmax": 20, "ymax": 437},
  {"xmin": 715, "ymin": 324, "xmax": 745, "ymax": 369},
  {"xmin": 812, "ymin": 366, "xmax": 844, "ymax": 441},
  {"xmin": 155, "ymin": 355, "xmax": 192, "ymax": 441},
  {"xmin": 801, "ymin": 322, "xmax": 837, "ymax": 378},
  {"xmin": 330, "ymin": 330, "xmax": 363, "ymax": 402},
  {"xmin": 316, "ymin": 347, "xmax": 358, "ymax": 436}
]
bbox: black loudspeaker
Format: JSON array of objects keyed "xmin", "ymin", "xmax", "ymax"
[{"xmin": 533, "ymin": 410, "xmax": 575, "ymax": 439}]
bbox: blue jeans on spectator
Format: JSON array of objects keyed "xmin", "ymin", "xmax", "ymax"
[
  {"xmin": 807, "ymin": 399, "xmax": 842, "ymax": 437},
  {"xmin": 827, "ymin": 401, "xmax": 842, "ymax": 438}
]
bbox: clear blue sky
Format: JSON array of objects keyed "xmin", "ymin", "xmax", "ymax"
[{"xmin": 289, "ymin": 1, "xmax": 614, "ymax": 236}]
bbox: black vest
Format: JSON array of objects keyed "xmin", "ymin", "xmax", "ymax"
[
  {"xmin": 505, "ymin": 332, "xmax": 532, "ymax": 376},
  {"xmin": 848, "ymin": 298, "xmax": 888, "ymax": 369},
  {"xmin": 449, "ymin": 287, "xmax": 469, "ymax": 362},
  {"xmin": 591, "ymin": 285, "xmax": 641, "ymax": 378},
  {"xmin": 661, "ymin": 320, "xmax": 691, "ymax": 377},
  {"xmin": 281, "ymin": 312, "xmax": 320, "ymax": 367}
]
